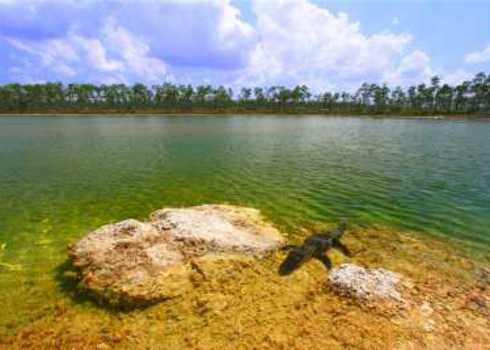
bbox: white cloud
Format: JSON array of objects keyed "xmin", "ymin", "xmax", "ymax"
[
  {"xmin": 101, "ymin": 19, "xmax": 167, "ymax": 80},
  {"xmin": 0, "ymin": 0, "xmax": 254, "ymax": 82},
  {"xmin": 5, "ymin": 36, "xmax": 79, "ymax": 79},
  {"xmin": 2, "ymin": 17, "xmax": 169, "ymax": 83},
  {"xmin": 6, "ymin": 37, "xmax": 164, "ymax": 83},
  {"xmin": 0, "ymin": 0, "xmax": 437, "ymax": 90},
  {"xmin": 108, "ymin": 0, "xmax": 256, "ymax": 69},
  {"xmin": 237, "ymin": 0, "xmax": 423, "ymax": 90},
  {"xmin": 384, "ymin": 50, "xmax": 433, "ymax": 86},
  {"xmin": 465, "ymin": 44, "xmax": 490, "ymax": 64},
  {"xmin": 4, "ymin": 24, "xmax": 167, "ymax": 82},
  {"xmin": 73, "ymin": 35, "xmax": 123, "ymax": 73},
  {"xmin": 441, "ymin": 69, "xmax": 473, "ymax": 85}
]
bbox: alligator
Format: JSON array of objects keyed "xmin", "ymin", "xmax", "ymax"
[{"xmin": 279, "ymin": 219, "xmax": 352, "ymax": 275}]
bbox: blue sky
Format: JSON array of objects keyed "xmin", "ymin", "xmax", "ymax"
[{"xmin": 0, "ymin": 0, "xmax": 489, "ymax": 91}]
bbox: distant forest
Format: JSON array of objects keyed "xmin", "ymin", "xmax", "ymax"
[{"xmin": 0, "ymin": 72, "xmax": 489, "ymax": 115}]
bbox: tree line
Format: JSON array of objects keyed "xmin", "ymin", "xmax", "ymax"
[{"xmin": 0, "ymin": 72, "xmax": 489, "ymax": 115}]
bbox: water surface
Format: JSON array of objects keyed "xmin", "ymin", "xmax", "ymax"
[{"xmin": 0, "ymin": 115, "xmax": 489, "ymax": 333}]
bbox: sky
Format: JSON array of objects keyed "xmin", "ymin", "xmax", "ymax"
[{"xmin": 0, "ymin": 0, "xmax": 489, "ymax": 92}]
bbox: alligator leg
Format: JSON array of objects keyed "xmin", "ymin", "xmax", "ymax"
[
  {"xmin": 314, "ymin": 254, "xmax": 332, "ymax": 270},
  {"xmin": 333, "ymin": 240, "xmax": 353, "ymax": 257}
]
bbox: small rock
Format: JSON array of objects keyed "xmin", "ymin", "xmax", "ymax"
[
  {"xmin": 421, "ymin": 318, "xmax": 436, "ymax": 332},
  {"xmin": 328, "ymin": 264, "xmax": 404, "ymax": 303},
  {"xmin": 420, "ymin": 301, "xmax": 434, "ymax": 316}
]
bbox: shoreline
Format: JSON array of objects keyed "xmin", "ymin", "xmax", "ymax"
[{"xmin": 1, "ymin": 112, "xmax": 490, "ymax": 120}]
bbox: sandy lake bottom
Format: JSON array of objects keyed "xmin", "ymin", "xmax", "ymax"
[{"xmin": 1, "ymin": 223, "xmax": 489, "ymax": 349}]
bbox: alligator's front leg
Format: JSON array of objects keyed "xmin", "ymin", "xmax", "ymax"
[
  {"xmin": 333, "ymin": 240, "xmax": 353, "ymax": 257},
  {"xmin": 313, "ymin": 254, "xmax": 332, "ymax": 271}
]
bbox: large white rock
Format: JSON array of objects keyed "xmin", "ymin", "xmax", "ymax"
[
  {"xmin": 68, "ymin": 205, "xmax": 284, "ymax": 306},
  {"xmin": 150, "ymin": 205, "xmax": 284, "ymax": 254}
]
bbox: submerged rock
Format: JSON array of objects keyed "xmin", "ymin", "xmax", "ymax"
[
  {"xmin": 328, "ymin": 264, "xmax": 405, "ymax": 303},
  {"xmin": 68, "ymin": 205, "xmax": 284, "ymax": 306}
]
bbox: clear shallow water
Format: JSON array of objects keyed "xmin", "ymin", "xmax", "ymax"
[{"xmin": 0, "ymin": 115, "xmax": 489, "ymax": 333}]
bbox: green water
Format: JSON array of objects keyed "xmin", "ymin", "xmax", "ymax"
[{"xmin": 0, "ymin": 115, "xmax": 489, "ymax": 334}]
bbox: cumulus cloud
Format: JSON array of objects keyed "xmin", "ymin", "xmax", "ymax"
[
  {"xmin": 440, "ymin": 69, "xmax": 473, "ymax": 86},
  {"xmin": 0, "ymin": 0, "xmax": 254, "ymax": 83},
  {"xmin": 0, "ymin": 0, "xmax": 435, "ymax": 89},
  {"xmin": 3, "ymin": 20, "xmax": 168, "ymax": 83},
  {"xmin": 117, "ymin": 0, "xmax": 256, "ymax": 69},
  {"xmin": 384, "ymin": 50, "xmax": 433, "ymax": 87},
  {"xmin": 237, "ymin": 0, "xmax": 426, "ymax": 90},
  {"xmin": 465, "ymin": 44, "xmax": 490, "ymax": 64}
]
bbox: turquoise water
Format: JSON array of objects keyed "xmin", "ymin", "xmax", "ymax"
[{"xmin": 0, "ymin": 115, "xmax": 489, "ymax": 333}]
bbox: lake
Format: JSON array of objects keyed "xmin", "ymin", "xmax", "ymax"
[{"xmin": 0, "ymin": 115, "xmax": 489, "ymax": 334}]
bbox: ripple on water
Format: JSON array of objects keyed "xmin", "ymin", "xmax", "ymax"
[{"xmin": 0, "ymin": 116, "xmax": 490, "ymax": 335}]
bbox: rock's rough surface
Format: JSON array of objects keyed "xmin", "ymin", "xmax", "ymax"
[
  {"xmin": 328, "ymin": 263, "xmax": 404, "ymax": 303},
  {"xmin": 150, "ymin": 205, "xmax": 284, "ymax": 255},
  {"xmin": 68, "ymin": 205, "xmax": 284, "ymax": 306}
]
